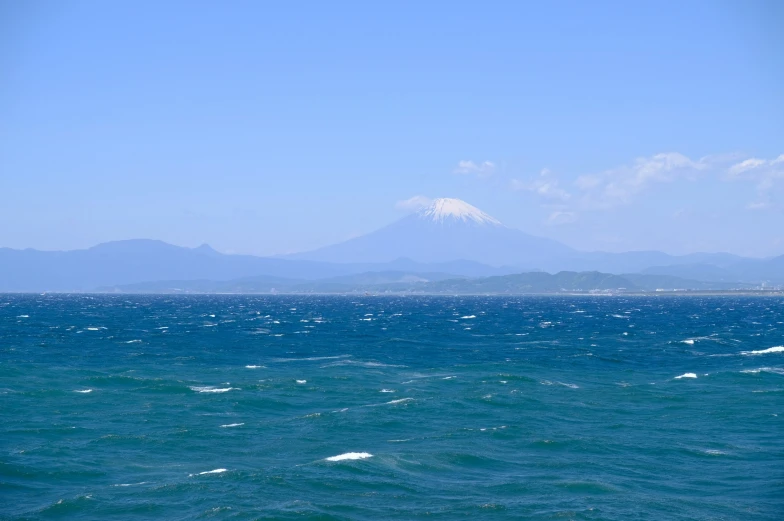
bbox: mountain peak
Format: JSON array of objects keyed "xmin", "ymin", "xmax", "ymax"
[{"xmin": 417, "ymin": 198, "xmax": 502, "ymax": 226}]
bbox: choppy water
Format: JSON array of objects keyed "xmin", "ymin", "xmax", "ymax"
[{"xmin": 1, "ymin": 295, "xmax": 782, "ymax": 520}]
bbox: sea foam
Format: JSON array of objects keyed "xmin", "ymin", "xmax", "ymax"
[
  {"xmin": 674, "ymin": 373, "xmax": 697, "ymax": 379},
  {"xmin": 190, "ymin": 386, "xmax": 237, "ymax": 393},
  {"xmin": 740, "ymin": 346, "xmax": 784, "ymax": 356},
  {"xmin": 325, "ymin": 452, "xmax": 373, "ymax": 462},
  {"xmin": 191, "ymin": 468, "xmax": 228, "ymax": 476}
]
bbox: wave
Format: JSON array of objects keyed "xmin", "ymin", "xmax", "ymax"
[
  {"xmin": 385, "ymin": 398, "xmax": 413, "ymax": 405},
  {"xmin": 362, "ymin": 397, "xmax": 414, "ymax": 408},
  {"xmin": 460, "ymin": 315, "xmax": 476, "ymax": 319},
  {"xmin": 674, "ymin": 373, "xmax": 697, "ymax": 379},
  {"xmin": 220, "ymin": 423, "xmax": 244, "ymax": 428},
  {"xmin": 191, "ymin": 468, "xmax": 227, "ymax": 476},
  {"xmin": 73, "ymin": 389, "xmax": 93, "ymax": 393},
  {"xmin": 322, "ymin": 360, "xmax": 405, "ymax": 368},
  {"xmin": 273, "ymin": 355, "xmax": 351, "ymax": 362},
  {"xmin": 741, "ymin": 346, "xmax": 784, "ymax": 356},
  {"xmin": 296, "ymin": 380, "xmax": 306, "ymax": 384},
  {"xmin": 741, "ymin": 367, "xmax": 784, "ymax": 375},
  {"xmin": 245, "ymin": 365, "xmax": 264, "ymax": 369},
  {"xmin": 325, "ymin": 452, "xmax": 372, "ymax": 462},
  {"xmin": 124, "ymin": 339, "xmax": 142, "ymax": 344},
  {"xmin": 380, "ymin": 389, "xmax": 395, "ymax": 393},
  {"xmin": 190, "ymin": 386, "xmax": 237, "ymax": 393},
  {"xmin": 540, "ymin": 380, "xmax": 579, "ymax": 388}
]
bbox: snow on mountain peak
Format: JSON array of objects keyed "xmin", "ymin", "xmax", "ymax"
[{"xmin": 417, "ymin": 198, "xmax": 503, "ymax": 226}]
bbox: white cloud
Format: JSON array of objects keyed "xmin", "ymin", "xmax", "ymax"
[
  {"xmin": 454, "ymin": 160, "xmax": 496, "ymax": 177},
  {"xmin": 511, "ymin": 168, "xmax": 571, "ymax": 201},
  {"xmin": 577, "ymin": 152, "xmax": 709, "ymax": 207},
  {"xmin": 395, "ymin": 195, "xmax": 432, "ymax": 211},
  {"xmin": 728, "ymin": 158, "xmax": 766, "ymax": 176},
  {"xmin": 726, "ymin": 154, "xmax": 784, "ymax": 210},
  {"xmin": 505, "ymin": 151, "xmax": 784, "ymax": 222}
]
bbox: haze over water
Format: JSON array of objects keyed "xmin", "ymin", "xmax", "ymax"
[{"xmin": 2, "ymin": 294, "xmax": 782, "ymax": 520}]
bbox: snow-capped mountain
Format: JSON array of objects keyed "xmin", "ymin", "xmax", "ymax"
[
  {"xmin": 286, "ymin": 198, "xmax": 574, "ymax": 266},
  {"xmin": 417, "ymin": 198, "xmax": 502, "ymax": 226}
]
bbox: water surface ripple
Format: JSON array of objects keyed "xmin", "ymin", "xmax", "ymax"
[{"xmin": 1, "ymin": 295, "xmax": 782, "ymax": 520}]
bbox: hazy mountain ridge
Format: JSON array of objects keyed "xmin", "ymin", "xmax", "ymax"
[
  {"xmin": 0, "ymin": 241, "xmax": 518, "ymax": 292},
  {"xmin": 1, "ymin": 199, "xmax": 781, "ymax": 292}
]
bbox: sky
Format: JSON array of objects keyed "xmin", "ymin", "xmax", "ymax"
[{"xmin": 1, "ymin": 0, "xmax": 783, "ymax": 257}]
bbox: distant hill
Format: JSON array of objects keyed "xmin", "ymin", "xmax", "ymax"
[
  {"xmin": 0, "ymin": 240, "xmax": 350, "ymax": 292},
  {"xmin": 416, "ymin": 271, "xmax": 752, "ymax": 294},
  {"xmin": 100, "ymin": 270, "xmax": 757, "ymax": 295},
  {"xmin": 0, "ymin": 241, "xmax": 511, "ymax": 292},
  {"xmin": 546, "ymin": 251, "xmax": 746, "ymax": 275},
  {"xmin": 98, "ymin": 271, "xmax": 461, "ymax": 294},
  {"xmin": 642, "ymin": 256, "xmax": 784, "ymax": 284}
]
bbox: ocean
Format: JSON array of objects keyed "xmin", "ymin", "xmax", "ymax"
[{"xmin": 1, "ymin": 294, "xmax": 782, "ymax": 520}]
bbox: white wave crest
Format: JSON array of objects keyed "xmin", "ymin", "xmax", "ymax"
[
  {"xmin": 190, "ymin": 386, "xmax": 237, "ymax": 393},
  {"xmin": 274, "ymin": 355, "xmax": 351, "ymax": 362},
  {"xmin": 192, "ymin": 468, "xmax": 227, "ymax": 476},
  {"xmin": 741, "ymin": 346, "xmax": 784, "ymax": 356},
  {"xmin": 385, "ymin": 398, "xmax": 413, "ymax": 405},
  {"xmin": 322, "ymin": 360, "xmax": 404, "ymax": 368},
  {"xmin": 325, "ymin": 452, "xmax": 373, "ymax": 462},
  {"xmin": 460, "ymin": 315, "xmax": 476, "ymax": 319},
  {"xmin": 220, "ymin": 423, "xmax": 244, "ymax": 428},
  {"xmin": 296, "ymin": 380, "xmax": 307, "ymax": 384},
  {"xmin": 741, "ymin": 367, "xmax": 784, "ymax": 375},
  {"xmin": 674, "ymin": 373, "xmax": 697, "ymax": 379},
  {"xmin": 74, "ymin": 389, "xmax": 93, "ymax": 393}
]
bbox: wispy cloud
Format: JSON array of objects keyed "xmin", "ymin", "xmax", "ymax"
[
  {"xmin": 510, "ymin": 169, "xmax": 571, "ymax": 202},
  {"xmin": 453, "ymin": 160, "xmax": 496, "ymax": 178},
  {"xmin": 728, "ymin": 158, "xmax": 768, "ymax": 176},
  {"xmin": 511, "ymin": 151, "xmax": 784, "ymax": 219},
  {"xmin": 576, "ymin": 152, "xmax": 708, "ymax": 208},
  {"xmin": 395, "ymin": 195, "xmax": 432, "ymax": 211},
  {"xmin": 726, "ymin": 154, "xmax": 784, "ymax": 210}
]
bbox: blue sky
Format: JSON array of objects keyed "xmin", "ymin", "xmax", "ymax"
[{"xmin": 1, "ymin": 0, "xmax": 782, "ymax": 257}]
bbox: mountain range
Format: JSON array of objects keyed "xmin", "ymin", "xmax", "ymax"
[{"xmin": 1, "ymin": 198, "xmax": 781, "ymax": 292}]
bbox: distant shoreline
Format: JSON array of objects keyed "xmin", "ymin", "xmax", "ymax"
[{"xmin": 3, "ymin": 290, "xmax": 783, "ymax": 297}]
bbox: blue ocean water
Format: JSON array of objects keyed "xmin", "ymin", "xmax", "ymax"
[{"xmin": 1, "ymin": 295, "xmax": 782, "ymax": 520}]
